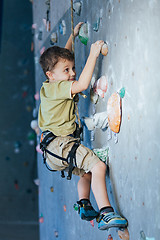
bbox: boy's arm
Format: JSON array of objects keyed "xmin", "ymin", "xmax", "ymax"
[
  {"xmin": 65, "ymin": 22, "xmax": 83, "ymax": 51},
  {"xmin": 71, "ymin": 40, "xmax": 104, "ymax": 95}
]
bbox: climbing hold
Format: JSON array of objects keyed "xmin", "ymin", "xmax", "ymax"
[
  {"xmin": 34, "ymin": 178, "xmax": 40, "ymax": 186},
  {"xmin": 36, "ymin": 144, "xmax": 43, "ymax": 154},
  {"xmin": 39, "ymin": 214, "xmax": 44, "ymax": 223},
  {"xmin": 50, "ymin": 32, "xmax": 57, "ymax": 45},
  {"xmin": 79, "ymin": 23, "xmax": 88, "ymax": 45},
  {"xmin": 14, "ymin": 180, "xmax": 19, "ymax": 190},
  {"xmin": 119, "ymin": 87, "xmax": 125, "ymax": 98},
  {"xmin": 50, "ymin": 186, "xmax": 54, "ymax": 192},
  {"xmin": 101, "ymin": 43, "xmax": 108, "ymax": 56},
  {"xmin": 40, "ymin": 46, "xmax": 45, "ymax": 55},
  {"xmin": 90, "ymin": 87, "xmax": 99, "ymax": 104},
  {"xmin": 63, "ymin": 205, "xmax": 67, "ymax": 212},
  {"xmin": 22, "ymin": 91, "xmax": 27, "ymax": 98},
  {"xmin": 32, "ymin": 107, "xmax": 38, "ymax": 118},
  {"xmin": 114, "ymin": 132, "xmax": 118, "ymax": 144},
  {"xmin": 107, "ymin": 234, "xmax": 113, "ymax": 240},
  {"xmin": 54, "ymin": 231, "xmax": 59, "ymax": 238},
  {"xmin": 38, "ymin": 30, "xmax": 43, "ymax": 40},
  {"xmin": 73, "ymin": 203, "xmax": 79, "ymax": 211},
  {"xmin": 14, "ymin": 141, "xmax": 21, "ymax": 153},
  {"xmin": 73, "ymin": 2, "xmax": 81, "ymax": 16},
  {"xmin": 31, "ymin": 41, "xmax": 34, "ymax": 52},
  {"xmin": 26, "ymin": 105, "xmax": 32, "ymax": 112},
  {"xmin": 93, "ymin": 147, "xmax": 109, "ymax": 163},
  {"xmin": 34, "ymin": 92, "xmax": 39, "ymax": 101},
  {"xmin": 107, "ymin": 92, "xmax": 121, "ymax": 133},
  {"xmin": 140, "ymin": 231, "xmax": 146, "ymax": 240},
  {"xmin": 93, "ymin": 18, "xmax": 100, "ymax": 32},
  {"xmin": 27, "ymin": 132, "xmax": 36, "ymax": 145},
  {"xmin": 30, "ymin": 120, "xmax": 40, "ymax": 135},
  {"xmin": 118, "ymin": 228, "xmax": 129, "ymax": 240},
  {"xmin": 59, "ymin": 20, "xmax": 66, "ymax": 35},
  {"xmin": 32, "ymin": 23, "xmax": 37, "ymax": 30},
  {"xmin": 90, "ymin": 220, "xmax": 94, "ymax": 227},
  {"xmin": 93, "ymin": 76, "xmax": 108, "ymax": 98}
]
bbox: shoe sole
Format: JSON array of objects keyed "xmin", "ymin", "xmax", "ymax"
[{"xmin": 98, "ymin": 223, "xmax": 128, "ymax": 230}]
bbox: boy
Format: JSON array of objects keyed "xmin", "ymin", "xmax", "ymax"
[{"xmin": 38, "ymin": 22, "xmax": 128, "ymax": 230}]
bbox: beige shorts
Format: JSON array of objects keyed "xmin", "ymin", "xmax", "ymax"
[{"xmin": 46, "ymin": 136, "xmax": 100, "ymax": 177}]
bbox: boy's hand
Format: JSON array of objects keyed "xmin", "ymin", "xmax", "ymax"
[
  {"xmin": 74, "ymin": 22, "xmax": 84, "ymax": 37},
  {"xmin": 90, "ymin": 40, "xmax": 104, "ymax": 58}
]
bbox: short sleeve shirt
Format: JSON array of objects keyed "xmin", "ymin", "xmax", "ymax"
[{"xmin": 38, "ymin": 80, "xmax": 76, "ymax": 136}]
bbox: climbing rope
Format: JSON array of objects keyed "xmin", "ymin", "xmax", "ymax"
[
  {"xmin": 70, "ymin": 0, "xmax": 82, "ymax": 129},
  {"xmin": 70, "ymin": 0, "xmax": 75, "ymax": 54}
]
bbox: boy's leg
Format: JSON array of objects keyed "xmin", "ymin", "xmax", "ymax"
[
  {"xmin": 90, "ymin": 161, "xmax": 128, "ymax": 230},
  {"xmin": 77, "ymin": 172, "xmax": 91, "ymax": 200},
  {"xmin": 75, "ymin": 173, "xmax": 99, "ymax": 221}
]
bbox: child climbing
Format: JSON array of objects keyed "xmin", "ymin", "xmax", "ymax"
[{"xmin": 38, "ymin": 22, "xmax": 128, "ymax": 230}]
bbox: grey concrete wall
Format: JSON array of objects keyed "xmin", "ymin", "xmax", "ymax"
[
  {"xmin": 0, "ymin": 0, "xmax": 39, "ymax": 239},
  {"xmin": 33, "ymin": 0, "xmax": 160, "ymax": 239}
]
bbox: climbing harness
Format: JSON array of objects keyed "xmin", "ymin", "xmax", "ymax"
[{"xmin": 40, "ymin": 129, "xmax": 81, "ymax": 180}]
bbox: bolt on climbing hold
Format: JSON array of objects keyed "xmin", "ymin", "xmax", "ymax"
[
  {"xmin": 34, "ymin": 92, "xmax": 40, "ymax": 101},
  {"xmin": 63, "ymin": 205, "xmax": 67, "ymax": 212},
  {"xmin": 118, "ymin": 228, "xmax": 130, "ymax": 240},
  {"xmin": 107, "ymin": 92, "xmax": 122, "ymax": 133},
  {"xmin": 118, "ymin": 87, "xmax": 125, "ymax": 98},
  {"xmin": 59, "ymin": 20, "xmax": 66, "ymax": 35},
  {"xmin": 73, "ymin": 1, "xmax": 82, "ymax": 16},
  {"xmin": 50, "ymin": 186, "xmax": 54, "ymax": 192},
  {"xmin": 54, "ymin": 231, "xmax": 59, "ymax": 238},
  {"xmin": 93, "ymin": 75, "xmax": 108, "ymax": 98},
  {"xmin": 93, "ymin": 147, "xmax": 109, "ymax": 163},
  {"xmin": 14, "ymin": 141, "xmax": 21, "ymax": 153},
  {"xmin": 93, "ymin": 18, "xmax": 100, "ymax": 32},
  {"xmin": 107, "ymin": 234, "xmax": 113, "ymax": 240},
  {"xmin": 36, "ymin": 144, "xmax": 43, "ymax": 154},
  {"xmin": 79, "ymin": 23, "xmax": 88, "ymax": 45},
  {"xmin": 38, "ymin": 30, "xmax": 43, "ymax": 40},
  {"xmin": 90, "ymin": 220, "xmax": 94, "ymax": 227},
  {"xmin": 101, "ymin": 43, "xmax": 108, "ymax": 56},
  {"xmin": 14, "ymin": 180, "xmax": 19, "ymax": 190},
  {"xmin": 30, "ymin": 120, "xmax": 40, "ymax": 135},
  {"xmin": 40, "ymin": 46, "xmax": 45, "ymax": 55},
  {"xmin": 39, "ymin": 214, "xmax": 44, "ymax": 223},
  {"xmin": 50, "ymin": 32, "xmax": 57, "ymax": 45}
]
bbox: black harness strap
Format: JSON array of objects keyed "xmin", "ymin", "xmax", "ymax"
[
  {"xmin": 40, "ymin": 131, "xmax": 80, "ymax": 180},
  {"xmin": 66, "ymin": 142, "xmax": 80, "ymax": 180}
]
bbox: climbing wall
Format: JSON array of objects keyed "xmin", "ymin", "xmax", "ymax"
[
  {"xmin": 32, "ymin": 0, "xmax": 160, "ymax": 239},
  {"xmin": 0, "ymin": 0, "xmax": 39, "ymax": 239}
]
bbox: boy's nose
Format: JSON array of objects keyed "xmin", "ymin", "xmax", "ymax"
[{"xmin": 71, "ymin": 69, "xmax": 75, "ymax": 76}]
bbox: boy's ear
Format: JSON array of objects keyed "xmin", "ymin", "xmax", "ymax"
[{"xmin": 46, "ymin": 71, "xmax": 53, "ymax": 79}]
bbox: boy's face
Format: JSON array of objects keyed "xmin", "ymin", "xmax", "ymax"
[{"xmin": 46, "ymin": 58, "xmax": 76, "ymax": 83}]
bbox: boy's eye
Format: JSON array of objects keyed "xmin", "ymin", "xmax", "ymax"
[
  {"xmin": 64, "ymin": 68, "xmax": 69, "ymax": 72},
  {"xmin": 72, "ymin": 66, "xmax": 75, "ymax": 71}
]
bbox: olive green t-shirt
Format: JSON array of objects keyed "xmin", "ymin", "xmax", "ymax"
[{"xmin": 38, "ymin": 80, "xmax": 76, "ymax": 136}]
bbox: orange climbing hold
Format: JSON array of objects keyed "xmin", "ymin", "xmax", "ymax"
[
  {"xmin": 118, "ymin": 228, "xmax": 130, "ymax": 240},
  {"xmin": 107, "ymin": 92, "xmax": 121, "ymax": 133}
]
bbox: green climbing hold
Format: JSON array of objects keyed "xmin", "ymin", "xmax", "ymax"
[
  {"xmin": 119, "ymin": 87, "xmax": 125, "ymax": 98},
  {"xmin": 79, "ymin": 23, "xmax": 88, "ymax": 45},
  {"xmin": 93, "ymin": 147, "xmax": 109, "ymax": 163},
  {"xmin": 73, "ymin": 203, "xmax": 79, "ymax": 211}
]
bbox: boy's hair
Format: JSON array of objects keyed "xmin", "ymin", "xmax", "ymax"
[{"xmin": 39, "ymin": 46, "xmax": 74, "ymax": 78}]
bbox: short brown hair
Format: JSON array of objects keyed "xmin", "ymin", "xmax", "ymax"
[{"xmin": 39, "ymin": 46, "xmax": 74, "ymax": 78}]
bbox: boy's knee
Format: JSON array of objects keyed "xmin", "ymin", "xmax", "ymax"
[{"xmin": 91, "ymin": 161, "xmax": 106, "ymax": 173}]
